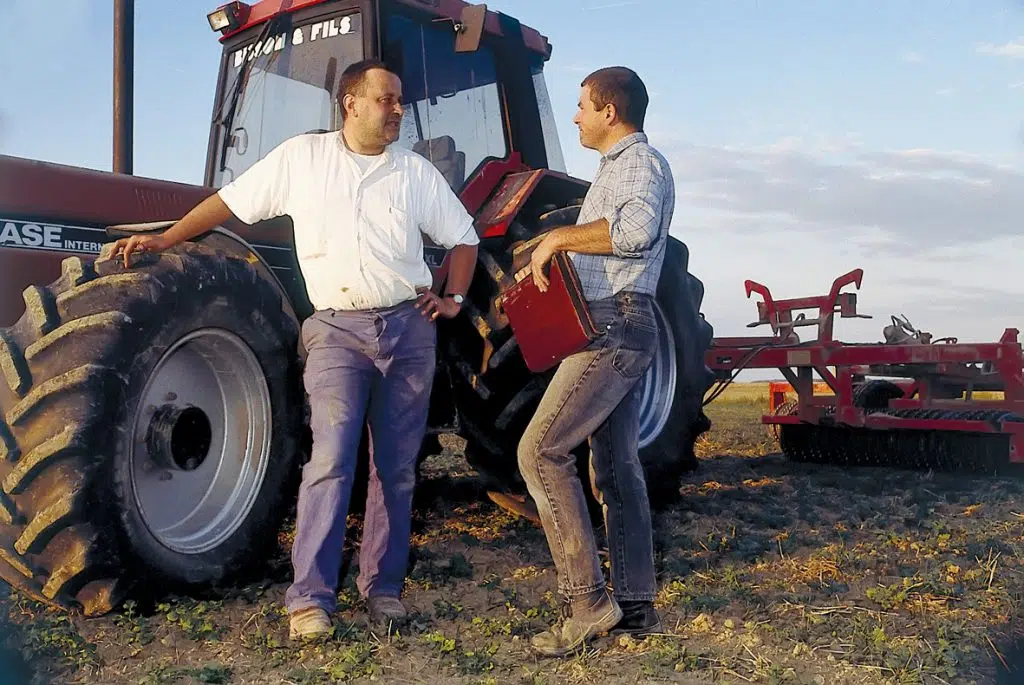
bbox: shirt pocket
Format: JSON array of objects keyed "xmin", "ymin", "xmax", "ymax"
[{"xmin": 362, "ymin": 191, "xmax": 418, "ymax": 261}]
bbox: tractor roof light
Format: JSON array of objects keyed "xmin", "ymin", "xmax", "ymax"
[{"xmin": 208, "ymin": 2, "xmax": 250, "ymax": 34}]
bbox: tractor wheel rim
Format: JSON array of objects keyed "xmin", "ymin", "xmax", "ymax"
[
  {"xmin": 130, "ymin": 328, "xmax": 272, "ymax": 555},
  {"xmin": 638, "ymin": 301, "xmax": 677, "ymax": 449}
]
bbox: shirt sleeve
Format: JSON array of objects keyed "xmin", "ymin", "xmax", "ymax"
[
  {"xmin": 216, "ymin": 138, "xmax": 294, "ymax": 225},
  {"xmin": 603, "ymin": 152, "xmax": 666, "ymax": 259},
  {"xmin": 417, "ymin": 163, "xmax": 480, "ymax": 250}
]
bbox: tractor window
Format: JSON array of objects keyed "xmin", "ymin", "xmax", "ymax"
[
  {"xmin": 384, "ymin": 13, "xmax": 508, "ymax": 191},
  {"xmin": 210, "ymin": 12, "xmax": 364, "ymax": 187},
  {"xmin": 531, "ymin": 66, "xmax": 567, "ymax": 173}
]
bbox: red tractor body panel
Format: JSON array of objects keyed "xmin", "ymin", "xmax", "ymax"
[
  {"xmin": 0, "ymin": 154, "xmax": 298, "ymax": 327},
  {"xmin": 458, "ymin": 153, "xmax": 529, "ymax": 216},
  {"xmin": 472, "ymin": 168, "xmax": 589, "ymax": 238},
  {"xmin": 0, "ymin": 155, "xmax": 214, "ymax": 227},
  {"xmin": 475, "ymin": 169, "xmax": 547, "ymax": 239},
  {"xmin": 0, "ymin": 155, "xmax": 206, "ymax": 326}
]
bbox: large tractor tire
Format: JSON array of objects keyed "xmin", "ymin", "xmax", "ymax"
[
  {"xmin": 444, "ymin": 212, "xmax": 714, "ymax": 520},
  {"xmin": 637, "ymin": 237, "xmax": 716, "ymax": 500},
  {"xmin": 0, "ymin": 241, "xmax": 303, "ymax": 615}
]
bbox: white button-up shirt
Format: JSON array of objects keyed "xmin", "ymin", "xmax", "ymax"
[{"xmin": 218, "ymin": 131, "xmax": 479, "ymax": 311}]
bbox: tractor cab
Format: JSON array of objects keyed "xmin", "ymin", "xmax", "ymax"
[{"xmin": 203, "ymin": 0, "xmax": 567, "ymax": 191}]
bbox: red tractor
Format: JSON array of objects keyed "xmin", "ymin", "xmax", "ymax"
[{"xmin": 0, "ymin": 0, "xmax": 715, "ymax": 616}]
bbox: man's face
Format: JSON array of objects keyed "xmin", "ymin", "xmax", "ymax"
[
  {"xmin": 346, "ymin": 68, "xmax": 404, "ymax": 145},
  {"xmin": 572, "ymin": 85, "xmax": 607, "ymax": 151}
]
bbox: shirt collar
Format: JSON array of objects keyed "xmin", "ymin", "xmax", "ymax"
[
  {"xmin": 335, "ymin": 131, "xmax": 396, "ymax": 170},
  {"xmin": 602, "ymin": 131, "xmax": 647, "ymax": 161}
]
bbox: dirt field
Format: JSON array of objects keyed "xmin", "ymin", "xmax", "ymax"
[{"xmin": 2, "ymin": 382, "xmax": 1022, "ymax": 685}]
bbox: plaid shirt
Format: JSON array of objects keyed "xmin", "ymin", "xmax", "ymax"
[{"xmin": 569, "ymin": 132, "xmax": 675, "ymax": 302}]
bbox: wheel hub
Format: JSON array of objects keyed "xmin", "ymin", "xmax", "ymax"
[
  {"xmin": 130, "ymin": 328, "xmax": 272, "ymax": 555},
  {"xmin": 146, "ymin": 405, "xmax": 213, "ymax": 472}
]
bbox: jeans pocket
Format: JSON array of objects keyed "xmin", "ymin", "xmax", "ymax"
[
  {"xmin": 611, "ymin": 318, "xmax": 657, "ymax": 379},
  {"xmin": 408, "ymin": 307, "xmax": 438, "ymax": 352}
]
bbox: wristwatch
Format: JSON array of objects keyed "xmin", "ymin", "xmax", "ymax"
[{"xmin": 447, "ymin": 293, "xmax": 465, "ymax": 306}]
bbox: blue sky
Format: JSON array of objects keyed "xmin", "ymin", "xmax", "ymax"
[{"xmin": 2, "ymin": 0, "xmax": 1024, "ymax": 356}]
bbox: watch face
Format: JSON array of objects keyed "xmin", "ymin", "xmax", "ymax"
[{"xmin": 452, "ymin": 294, "xmax": 464, "ymax": 304}]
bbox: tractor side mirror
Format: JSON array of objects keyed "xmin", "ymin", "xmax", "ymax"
[{"xmin": 454, "ymin": 4, "xmax": 486, "ymax": 53}]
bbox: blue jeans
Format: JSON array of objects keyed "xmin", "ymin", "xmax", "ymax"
[
  {"xmin": 517, "ymin": 291, "xmax": 659, "ymax": 602},
  {"xmin": 284, "ymin": 302, "xmax": 436, "ymax": 614}
]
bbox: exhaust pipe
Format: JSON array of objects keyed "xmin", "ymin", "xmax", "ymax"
[{"xmin": 113, "ymin": 0, "xmax": 134, "ymax": 174}]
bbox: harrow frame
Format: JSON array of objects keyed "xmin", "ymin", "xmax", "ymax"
[{"xmin": 704, "ymin": 268, "xmax": 1024, "ymax": 464}]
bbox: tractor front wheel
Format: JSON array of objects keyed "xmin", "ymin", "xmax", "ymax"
[{"xmin": 0, "ymin": 242, "xmax": 303, "ymax": 615}]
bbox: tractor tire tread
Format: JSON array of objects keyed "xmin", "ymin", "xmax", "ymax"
[
  {"xmin": 3, "ymin": 423, "xmax": 80, "ymax": 495},
  {"xmin": 0, "ymin": 331, "xmax": 30, "ymax": 397},
  {"xmin": 0, "ymin": 252, "xmax": 126, "ymax": 613}
]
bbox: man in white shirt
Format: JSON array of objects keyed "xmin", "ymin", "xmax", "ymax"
[{"xmin": 110, "ymin": 59, "xmax": 480, "ymax": 639}]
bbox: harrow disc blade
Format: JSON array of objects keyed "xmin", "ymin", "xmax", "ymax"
[{"xmin": 777, "ymin": 408, "xmax": 1022, "ymax": 474}]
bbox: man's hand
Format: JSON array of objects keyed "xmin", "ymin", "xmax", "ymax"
[
  {"xmin": 415, "ymin": 288, "xmax": 462, "ymax": 320},
  {"xmin": 110, "ymin": 233, "xmax": 173, "ymax": 268},
  {"xmin": 529, "ymin": 234, "xmax": 559, "ymax": 293},
  {"xmin": 108, "ymin": 193, "xmax": 237, "ymax": 268}
]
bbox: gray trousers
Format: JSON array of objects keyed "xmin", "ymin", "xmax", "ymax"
[{"xmin": 284, "ymin": 301, "xmax": 436, "ymax": 614}]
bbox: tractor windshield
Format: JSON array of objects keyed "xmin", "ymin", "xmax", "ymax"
[{"xmin": 210, "ymin": 10, "xmax": 364, "ymax": 187}]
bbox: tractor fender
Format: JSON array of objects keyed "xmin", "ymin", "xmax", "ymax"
[{"xmin": 106, "ymin": 221, "xmax": 301, "ymax": 333}]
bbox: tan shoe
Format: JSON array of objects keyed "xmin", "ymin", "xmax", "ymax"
[
  {"xmin": 367, "ymin": 596, "xmax": 407, "ymax": 626},
  {"xmin": 289, "ymin": 607, "xmax": 332, "ymax": 640},
  {"xmin": 530, "ymin": 591, "xmax": 622, "ymax": 657}
]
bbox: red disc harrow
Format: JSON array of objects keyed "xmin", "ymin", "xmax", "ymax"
[{"xmin": 704, "ymin": 269, "xmax": 1024, "ymax": 469}]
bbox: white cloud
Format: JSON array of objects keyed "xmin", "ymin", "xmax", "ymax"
[
  {"xmin": 658, "ymin": 137, "xmax": 1024, "ymax": 353},
  {"xmin": 977, "ymin": 38, "xmax": 1024, "ymax": 57},
  {"xmin": 901, "ymin": 50, "xmax": 925, "ymax": 64},
  {"xmin": 665, "ymin": 141, "xmax": 1023, "ymax": 245}
]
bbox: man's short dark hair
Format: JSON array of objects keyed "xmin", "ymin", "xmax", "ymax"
[
  {"xmin": 338, "ymin": 59, "xmax": 398, "ymax": 119},
  {"xmin": 581, "ymin": 66, "xmax": 649, "ymax": 130}
]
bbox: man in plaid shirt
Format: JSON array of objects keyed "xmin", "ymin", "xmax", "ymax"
[{"xmin": 517, "ymin": 66, "xmax": 674, "ymax": 656}]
